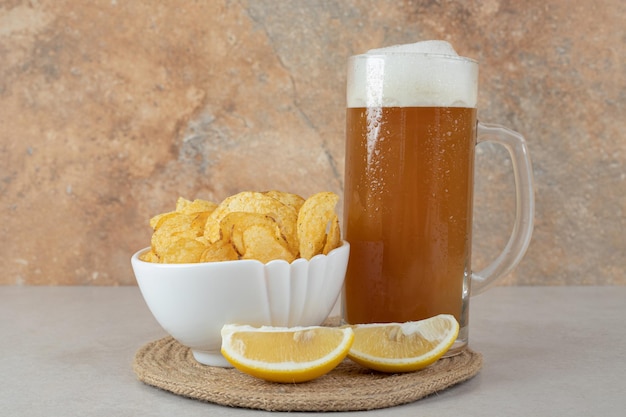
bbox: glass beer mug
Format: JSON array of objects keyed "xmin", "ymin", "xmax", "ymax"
[{"xmin": 342, "ymin": 41, "xmax": 534, "ymax": 354}]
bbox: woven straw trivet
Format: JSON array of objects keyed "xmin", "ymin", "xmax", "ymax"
[{"xmin": 133, "ymin": 336, "xmax": 482, "ymax": 412}]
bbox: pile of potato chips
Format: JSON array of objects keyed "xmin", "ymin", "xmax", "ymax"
[{"xmin": 140, "ymin": 191, "xmax": 342, "ymax": 264}]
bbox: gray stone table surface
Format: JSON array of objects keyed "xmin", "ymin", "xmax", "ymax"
[{"xmin": 1, "ymin": 285, "xmax": 624, "ymax": 416}]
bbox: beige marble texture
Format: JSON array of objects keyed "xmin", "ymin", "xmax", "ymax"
[{"xmin": 1, "ymin": 0, "xmax": 624, "ymax": 285}]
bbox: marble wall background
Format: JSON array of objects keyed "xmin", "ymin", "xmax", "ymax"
[{"xmin": 1, "ymin": 0, "xmax": 624, "ymax": 285}]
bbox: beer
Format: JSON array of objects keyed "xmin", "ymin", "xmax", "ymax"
[
  {"xmin": 341, "ymin": 41, "xmax": 535, "ymax": 355},
  {"xmin": 342, "ymin": 106, "xmax": 476, "ymax": 324}
]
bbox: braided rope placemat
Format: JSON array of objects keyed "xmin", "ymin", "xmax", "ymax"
[{"xmin": 133, "ymin": 336, "xmax": 482, "ymax": 411}]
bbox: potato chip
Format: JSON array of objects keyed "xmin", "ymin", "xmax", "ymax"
[
  {"xmin": 175, "ymin": 197, "xmax": 192, "ymax": 212},
  {"xmin": 241, "ymin": 225, "xmax": 296, "ymax": 263},
  {"xmin": 263, "ymin": 190, "xmax": 305, "ymax": 213},
  {"xmin": 158, "ymin": 237, "xmax": 206, "ymax": 263},
  {"xmin": 139, "ymin": 249, "xmax": 160, "ymax": 263},
  {"xmin": 219, "ymin": 212, "xmax": 274, "ymax": 255},
  {"xmin": 219, "ymin": 212, "xmax": 295, "ymax": 263},
  {"xmin": 200, "ymin": 240, "xmax": 239, "ymax": 262},
  {"xmin": 150, "ymin": 212, "xmax": 205, "ymax": 258},
  {"xmin": 322, "ymin": 214, "xmax": 341, "ymax": 255},
  {"xmin": 142, "ymin": 191, "xmax": 341, "ymax": 264},
  {"xmin": 297, "ymin": 192, "xmax": 340, "ymax": 260},
  {"xmin": 190, "ymin": 211, "xmax": 211, "ymax": 231},
  {"xmin": 148, "ymin": 197, "xmax": 215, "ymax": 232},
  {"xmin": 149, "ymin": 211, "xmax": 172, "ymax": 230},
  {"xmin": 176, "ymin": 197, "xmax": 218, "ymax": 215},
  {"xmin": 204, "ymin": 191, "xmax": 299, "ymax": 255}
]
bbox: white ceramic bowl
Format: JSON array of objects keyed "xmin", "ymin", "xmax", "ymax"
[{"xmin": 131, "ymin": 242, "xmax": 349, "ymax": 367}]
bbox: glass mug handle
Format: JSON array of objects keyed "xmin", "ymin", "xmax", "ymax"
[{"xmin": 471, "ymin": 123, "xmax": 535, "ymax": 295}]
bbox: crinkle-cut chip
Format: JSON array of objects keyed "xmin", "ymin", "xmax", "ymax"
[
  {"xmin": 200, "ymin": 240, "xmax": 239, "ymax": 262},
  {"xmin": 158, "ymin": 237, "xmax": 206, "ymax": 264},
  {"xmin": 150, "ymin": 212, "xmax": 205, "ymax": 257},
  {"xmin": 204, "ymin": 191, "xmax": 298, "ymax": 255},
  {"xmin": 297, "ymin": 192, "xmax": 340, "ymax": 260},
  {"xmin": 139, "ymin": 249, "xmax": 160, "ymax": 263},
  {"xmin": 322, "ymin": 214, "xmax": 341, "ymax": 255},
  {"xmin": 241, "ymin": 225, "xmax": 296, "ymax": 263},
  {"xmin": 176, "ymin": 197, "xmax": 218, "ymax": 215},
  {"xmin": 263, "ymin": 190, "xmax": 306, "ymax": 213}
]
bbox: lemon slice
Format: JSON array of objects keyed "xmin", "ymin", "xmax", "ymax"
[
  {"xmin": 221, "ymin": 324, "xmax": 354, "ymax": 383},
  {"xmin": 347, "ymin": 314, "xmax": 459, "ymax": 373}
]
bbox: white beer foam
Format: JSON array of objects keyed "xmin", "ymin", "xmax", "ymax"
[
  {"xmin": 347, "ymin": 41, "xmax": 478, "ymax": 108},
  {"xmin": 367, "ymin": 40, "xmax": 459, "ymax": 56}
]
